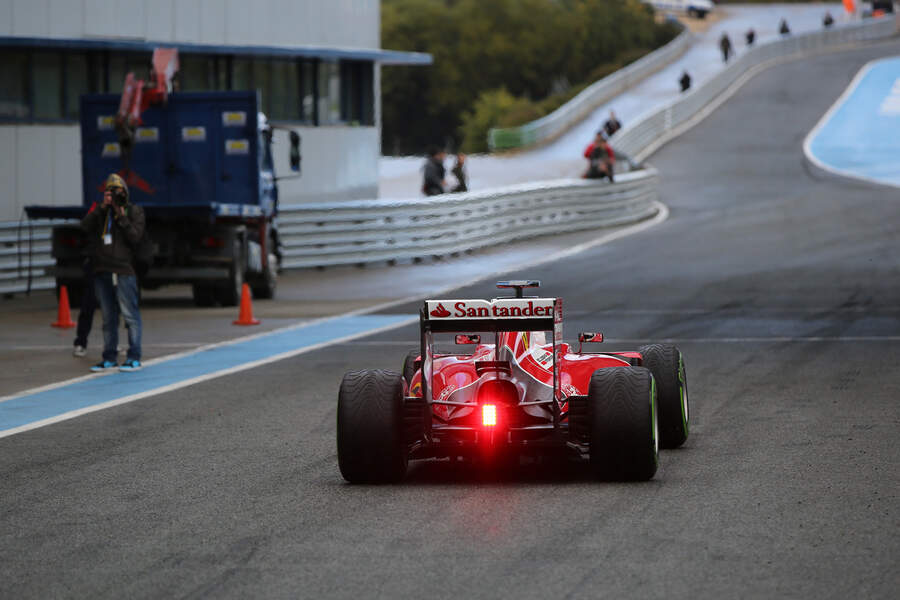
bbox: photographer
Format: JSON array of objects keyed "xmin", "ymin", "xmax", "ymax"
[{"xmin": 81, "ymin": 173, "xmax": 145, "ymax": 372}]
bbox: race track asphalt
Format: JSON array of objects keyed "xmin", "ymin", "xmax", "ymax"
[{"xmin": 2, "ymin": 41, "xmax": 899, "ymax": 599}]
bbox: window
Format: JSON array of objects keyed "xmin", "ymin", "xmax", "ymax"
[
  {"xmin": 0, "ymin": 50, "xmax": 29, "ymax": 119},
  {"xmin": 340, "ymin": 61, "xmax": 374, "ymax": 126},
  {"xmin": 180, "ymin": 54, "xmax": 216, "ymax": 91},
  {"xmin": 65, "ymin": 53, "xmax": 91, "ymax": 119},
  {"xmin": 33, "ymin": 52, "xmax": 63, "ymax": 119},
  {"xmin": 301, "ymin": 60, "xmax": 315, "ymax": 124},
  {"xmin": 318, "ymin": 60, "xmax": 340, "ymax": 125},
  {"xmin": 108, "ymin": 52, "xmax": 149, "ymax": 93},
  {"xmin": 269, "ymin": 59, "xmax": 300, "ymax": 121}
]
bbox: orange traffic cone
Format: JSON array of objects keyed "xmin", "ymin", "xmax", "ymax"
[
  {"xmin": 232, "ymin": 283, "xmax": 260, "ymax": 326},
  {"xmin": 52, "ymin": 285, "xmax": 76, "ymax": 328}
]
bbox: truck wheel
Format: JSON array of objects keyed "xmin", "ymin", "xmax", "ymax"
[
  {"xmin": 337, "ymin": 369, "xmax": 408, "ymax": 484},
  {"xmin": 216, "ymin": 240, "xmax": 243, "ymax": 307},
  {"xmin": 192, "ymin": 284, "xmax": 216, "ymax": 307},
  {"xmin": 251, "ymin": 252, "xmax": 278, "ymax": 300},
  {"xmin": 401, "ymin": 349, "xmax": 419, "ymax": 387},
  {"xmin": 639, "ymin": 344, "xmax": 689, "ymax": 448},
  {"xmin": 587, "ymin": 367, "xmax": 658, "ymax": 481}
]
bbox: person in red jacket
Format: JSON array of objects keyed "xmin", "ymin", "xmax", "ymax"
[{"xmin": 583, "ymin": 131, "xmax": 615, "ymax": 182}]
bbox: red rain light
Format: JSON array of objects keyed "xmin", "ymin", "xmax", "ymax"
[{"xmin": 482, "ymin": 404, "xmax": 497, "ymax": 427}]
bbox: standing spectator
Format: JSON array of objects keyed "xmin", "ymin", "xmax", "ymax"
[
  {"xmin": 719, "ymin": 33, "xmax": 733, "ymax": 63},
  {"xmin": 450, "ymin": 153, "xmax": 468, "ymax": 193},
  {"xmin": 779, "ymin": 19, "xmax": 791, "ymax": 36},
  {"xmin": 603, "ymin": 110, "xmax": 622, "ymax": 138},
  {"xmin": 73, "ymin": 201, "xmax": 100, "ymax": 357},
  {"xmin": 583, "ymin": 131, "xmax": 615, "ymax": 183},
  {"xmin": 679, "ymin": 70, "xmax": 692, "ymax": 93},
  {"xmin": 81, "ymin": 173, "xmax": 145, "ymax": 372},
  {"xmin": 823, "ymin": 12, "xmax": 834, "ymax": 28},
  {"xmin": 422, "ymin": 147, "xmax": 446, "ymax": 196},
  {"xmin": 745, "ymin": 28, "xmax": 756, "ymax": 47}
]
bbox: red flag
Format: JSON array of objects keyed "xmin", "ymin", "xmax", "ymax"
[{"xmin": 842, "ymin": 0, "xmax": 855, "ymax": 14}]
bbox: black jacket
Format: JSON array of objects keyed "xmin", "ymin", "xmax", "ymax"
[
  {"xmin": 423, "ymin": 157, "xmax": 445, "ymax": 196},
  {"xmin": 81, "ymin": 202, "xmax": 145, "ymax": 276}
]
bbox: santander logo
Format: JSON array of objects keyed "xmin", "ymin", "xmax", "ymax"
[
  {"xmin": 426, "ymin": 298, "xmax": 556, "ymax": 319},
  {"xmin": 429, "ymin": 303, "xmax": 452, "ymax": 318}
]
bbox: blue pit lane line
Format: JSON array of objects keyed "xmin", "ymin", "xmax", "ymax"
[
  {"xmin": 805, "ymin": 56, "xmax": 900, "ymax": 187},
  {"xmin": 0, "ymin": 313, "xmax": 415, "ymax": 438}
]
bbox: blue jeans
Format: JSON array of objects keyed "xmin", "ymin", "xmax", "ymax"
[{"xmin": 94, "ymin": 272, "xmax": 142, "ymax": 363}]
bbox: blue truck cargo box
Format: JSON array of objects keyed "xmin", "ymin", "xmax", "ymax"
[{"xmin": 79, "ymin": 91, "xmax": 272, "ymax": 218}]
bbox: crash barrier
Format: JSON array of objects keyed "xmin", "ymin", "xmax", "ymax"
[
  {"xmin": 275, "ymin": 169, "xmax": 659, "ymax": 269},
  {"xmin": 487, "ymin": 25, "xmax": 692, "ymax": 151},
  {"xmin": 611, "ymin": 16, "xmax": 898, "ymax": 163},
  {"xmin": 0, "ymin": 220, "xmax": 63, "ymax": 296}
]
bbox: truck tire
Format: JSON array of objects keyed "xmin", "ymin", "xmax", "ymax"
[
  {"xmin": 192, "ymin": 284, "xmax": 216, "ymax": 307},
  {"xmin": 639, "ymin": 344, "xmax": 689, "ymax": 449},
  {"xmin": 337, "ymin": 369, "xmax": 408, "ymax": 483},
  {"xmin": 216, "ymin": 240, "xmax": 243, "ymax": 307},
  {"xmin": 587, "ymin": 367, "xmax": 658, "ymax": 481},
  {"xmin": 251, "ymin": 251, "xmax": 278, "ymax": 300}
]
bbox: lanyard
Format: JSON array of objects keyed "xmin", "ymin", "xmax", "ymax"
[{"xmin": 103, "ymin": 210, "xmax": 112, "ymax": 238}]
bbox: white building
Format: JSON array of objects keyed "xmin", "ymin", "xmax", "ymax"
[{"xmin": 0, "ymin": 0, "xmax": 430, "ymax": 222}]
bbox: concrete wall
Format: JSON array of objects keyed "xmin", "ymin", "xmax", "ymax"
[{"xmin": 0, "ymin": 0, "xmax": 379, "ymax": 49}]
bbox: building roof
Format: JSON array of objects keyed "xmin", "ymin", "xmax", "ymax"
[{"xmin": 0, "ymin": 36, "xmax": 432, "ymax": 65}]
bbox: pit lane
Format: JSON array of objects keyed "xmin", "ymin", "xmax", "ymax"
[{"xmin": 1, "ymin": 40, "xmax": 899, "ymax": 599}]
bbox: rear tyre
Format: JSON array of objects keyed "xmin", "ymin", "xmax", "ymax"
[
  {"xmin": 587, "ymin": 367, "xmax": 658, "ymax": 481},
  {"xmin": 337, "ymin": 369, "xmax": 408, "ymax": 483},
  {"xmin": 401, "ymin": 349, "xmax": 419, "ymax": 387},
  {"xmin": 639, "ymin": 344, "xmax": 689, "ymax": 448}
]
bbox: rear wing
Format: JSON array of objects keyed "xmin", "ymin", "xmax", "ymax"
[
  {"xmin": 418, "ymin": 297, "xmax": 564, "ymax": 404},
  {"xmin": 423, "ymin": 298, "xmax": 559, "ymax": 332}
]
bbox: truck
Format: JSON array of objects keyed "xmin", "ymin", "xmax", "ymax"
[{"xmin": 26, "ymin": 81, "xmax": 299, "ymax": 307}]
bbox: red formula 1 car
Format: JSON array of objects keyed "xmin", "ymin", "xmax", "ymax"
[{"xmin": 337, "ymin": 281, "xmax": 689, "ymax": 483}]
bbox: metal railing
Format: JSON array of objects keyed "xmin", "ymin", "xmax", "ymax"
[
  {"xmin": 0, "ymin": 220, "xmax": 68, "ymax": 296},
  {"xmin": 276, "ymin": 169, "xmax": 660, "ymax": 269},
  {"xmin": 488, "ymin": 26, "xmax": 692, "ymax": 151}
]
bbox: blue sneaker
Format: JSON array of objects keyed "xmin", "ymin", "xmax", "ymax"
[
  {"xmin": 90, "ymin": 360, "xmax": 118, "ymax": 372},
  {"xmin": 119, "ymin": 359, "xmax": 142, "ymax": 372}
]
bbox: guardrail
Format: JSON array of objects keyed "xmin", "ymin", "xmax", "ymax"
[
  {"xmin": 276, "ymin": 169, "xmax": 660, "ymax": 268},
  {"xmin": 488, "ymin": 25, "xmax": 692, "ymax": 151},
  {"xmin": 0, "ymin": 220, "xmax": 66, "ymax": 296},
  {"xmin": 613, "ymin": 15, "xmax": 897, "ymax": 163}
]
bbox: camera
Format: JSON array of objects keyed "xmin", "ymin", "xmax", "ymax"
[{"xmin": 111, "ymin": 188, "xmax": 128, "ymax": 206}]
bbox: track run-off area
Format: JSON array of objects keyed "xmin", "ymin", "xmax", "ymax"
[{"xmin": 2, "ymin": 40, "xmax": 899, "ymax": 600}]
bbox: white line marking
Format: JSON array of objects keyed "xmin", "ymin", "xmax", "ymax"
[{"xmin": 0, "ymin": 316, "xmax": 418, "ymax": 439}]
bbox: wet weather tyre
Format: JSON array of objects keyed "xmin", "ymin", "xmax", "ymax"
[
  {"xmin": 587, "ymin": 367, "xmax": 658, "ymax": 481},
  {"xmin": 337, "ymin": 369, "xmax": 408, "ymax": 483},
  {"xmin": 401, "ymin": 349, "xmax": 419, "ymax": 387},
  {"xmin": 639, "ymin": 344, "xmax": 689, "ymax": 448}
]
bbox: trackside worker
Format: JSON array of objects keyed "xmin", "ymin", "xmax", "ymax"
[{"xmin": 81, "ymin": 173, "xmax": 145, "ymax": 372}]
